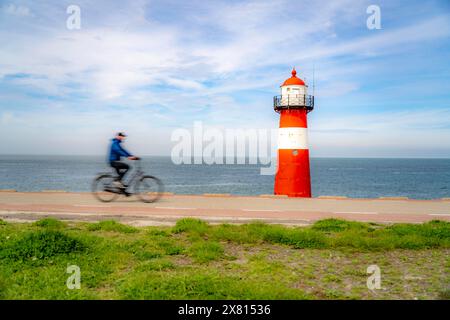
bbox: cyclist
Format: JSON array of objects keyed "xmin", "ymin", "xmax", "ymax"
[{"xmin": 108, "ymin": 132, "xmax": 139, "ymax": 189}]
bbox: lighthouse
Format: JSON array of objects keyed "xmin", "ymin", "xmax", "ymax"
[{"xmin": 273, "ymin": 68, "xmax": 314, "ymax": 197}]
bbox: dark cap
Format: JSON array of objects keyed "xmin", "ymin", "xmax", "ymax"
[{"xmin": 117, "ymin": 132, "xmax": 127, "ymax": 137}]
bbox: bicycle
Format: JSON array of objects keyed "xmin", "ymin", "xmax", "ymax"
[{"xmin": 92, "ymin": 159, "xmax": 164, "ymax": 203}]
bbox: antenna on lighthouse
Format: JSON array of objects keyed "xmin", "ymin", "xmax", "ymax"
[{"xmin": 312, "ymin": 63, "xmax": 316, "ymax": 96}]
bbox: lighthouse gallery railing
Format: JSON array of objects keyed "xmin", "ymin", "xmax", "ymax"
[{"xmin": 273, "ymin": 94, "xmax": 314, "ymax": 113}]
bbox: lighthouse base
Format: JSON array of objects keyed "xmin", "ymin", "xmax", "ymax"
[{"xmin": 274, "ymin": 149, "xmax": 311, "ymax": 197}]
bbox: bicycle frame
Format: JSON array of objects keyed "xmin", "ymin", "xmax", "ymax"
[{"xmin": 121, "ymin": 160, "xmax": 144, "ymax": 188}]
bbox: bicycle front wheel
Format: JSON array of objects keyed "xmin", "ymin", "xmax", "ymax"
[
  {"xmin": 135, "ymin": 175, "xmax": 164, "ymax": 203},
  {"xmin": 92, "ymin": 174, "xmax": 119, "ymax": 202}
]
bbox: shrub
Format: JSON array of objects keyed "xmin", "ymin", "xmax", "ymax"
[
  {"xmin": 0, "ymin": 230, "xmax": 85, "ymax": 261},
  {"xmin": 87, "ymin": 220, "xmax": 137, "ymax": 233},
  {"xmin": 173, "ymin": 218, "xmax": 208, "ymax": 235},
  {"xmin": 33, "ymin": 218, "xmax": 65, "ymax": 229}
]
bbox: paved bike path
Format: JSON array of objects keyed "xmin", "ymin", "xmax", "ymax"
[{"xmin": 0, "ymin": 191, "xmax": 449, "ymax": 226}]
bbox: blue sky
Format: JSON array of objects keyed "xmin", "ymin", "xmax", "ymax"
[{"xmin": 0, "ymin": 0, "xmax": 449, "ymax": 157}]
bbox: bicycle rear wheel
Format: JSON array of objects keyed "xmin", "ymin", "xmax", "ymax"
[
  {"xmin": 135, "ymin": 175, "xmax": 164, "ymax": 203},
  {"xmin": 92, "ymin": 174, "xmax": 120, "ymax": 202}
]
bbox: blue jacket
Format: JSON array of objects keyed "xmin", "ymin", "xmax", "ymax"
[{"xmin": 108, "ymin": 138, "xmax": 132, "ymax": 163}]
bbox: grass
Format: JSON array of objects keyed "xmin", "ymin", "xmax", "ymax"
[
  {"xmin": 206, "ymin": 218, "xmax": 450, "ymax": 250},
  {"xmin": 312, "ymin": 219, "xmax": 372, "ymax": 232},
  {"xmin": 173, "ymin": 218, "xmax": 208, "ymax": 235},
  {"xmin": 33, "ymin": 218, "xmax": 66, "ymax": 229},
  {"xmin": 0, "ymin": 217, "xmax": 448, "ymax": 299},
  {"xmin": 87, "ymin": 220, "xmax": 138, "ymax": 233},
  {"xmin": 0, "ymin": 230, "xmax": 85, "ymax": 262},
  {"xmin": 439, "ymin": 288, "xmax": 450, "ymax": 300},
  {"xmin": 188, "ymin": 241, "xmax": 224, "ymax": 263}
]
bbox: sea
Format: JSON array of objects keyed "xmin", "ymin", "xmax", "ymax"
[{"xmin": 0, "ymin": 155, "xmax": 449, "ymax": 200}]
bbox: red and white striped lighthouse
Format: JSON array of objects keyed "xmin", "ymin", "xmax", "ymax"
[{"xmin": 274, "ymin": 68, "xmax": 314, "ymax": 197}]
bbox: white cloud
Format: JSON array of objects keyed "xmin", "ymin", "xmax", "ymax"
[
  {"xmin": 3, "ymin": 4, "xmax": 30, "ymax": 16},
  {"xmin": 1, "ymin": 0, "xmax": 448, "ymax": 100}
]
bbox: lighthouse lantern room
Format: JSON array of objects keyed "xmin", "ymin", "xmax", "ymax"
[{"xmin": 273, "ymin": 68, "xmax": 314, "ymax": 197}]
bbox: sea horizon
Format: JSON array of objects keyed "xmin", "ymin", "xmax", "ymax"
[
  {"xmin": 1, "ymin": 155, "xmax": 449, "ymax": 200},
  {"xmin": 1, "ymin": 154, "xmax": 450, "ymax": 159}
]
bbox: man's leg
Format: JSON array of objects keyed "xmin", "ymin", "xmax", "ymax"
[{"xmin": 110, "ymin": 161, "xmax": 130, "ymax": 183}]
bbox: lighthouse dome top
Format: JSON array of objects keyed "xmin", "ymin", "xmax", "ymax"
[{"xmin": 281, "ymin": 68, "xmax": 305, "ymax": 86}]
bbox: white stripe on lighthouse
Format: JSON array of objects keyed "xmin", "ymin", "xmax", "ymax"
[{"xmin": 278, "ymin": 127, "xmax": 309, "ymax": 150}]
